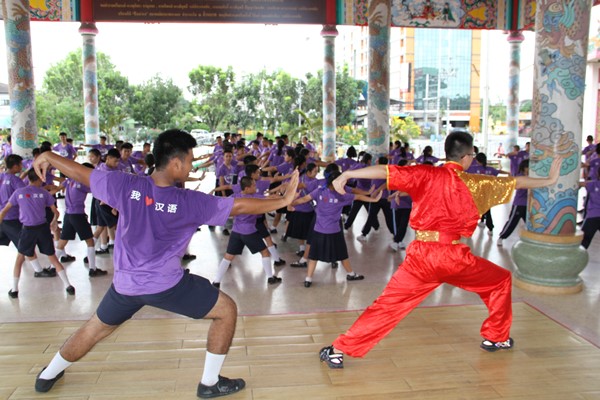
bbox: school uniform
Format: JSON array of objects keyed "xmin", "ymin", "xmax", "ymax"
[
  {"xmin": 0, "ymin": 172, "xmax": 26, "ymax": 247},
  {"xmin": 308, "ymin": 186, "xmax": 355, "ymax": 262},
  {"xmin": 286, "ymin": 175, "xmax": 319, "ymax": 241},
  {"xmin": 225, "ymin": 193, "xmax": 267, "ymax": 256},
  {"xmin": 581, "ymin": 180, "xmax": 600, "ymax": 249},
  {"xmin": 498, "ymin": 174, "xmax": 528, "ymax": 240},
  {"xmin": 344, "ymin": 163, "xmax": 372, "ymax": 229},
  {"xmin": 361, "ymin": 178, "xmax": 393, "ymax": 236},
  {"xmin": 390, "ymin": 192, "xmax": 412, "ymax": 244},
  {"xmin": 508, "ymin": 151, "xmax": 529, "ymax": 176},
  {"xmin": 59, "ymin": 178, "xmax": 93, "ymax": 241}
]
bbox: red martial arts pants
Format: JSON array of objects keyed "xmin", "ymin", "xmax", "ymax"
[{"xmin": 333, "ymin": 241, "xmax": 512, "ymax": 357}]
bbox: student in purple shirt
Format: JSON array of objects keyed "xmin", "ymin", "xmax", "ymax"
[
  {"xmin": 212, "ymin": 176, "xmax": 283, "ymax": 288},
  {"xmin": 83, "ymin": 135, "xmax": 114, "ymax": 159},
  {"xmin": 286, "ymin": 163, "xmax": 320, "ymax": 258},
  {"xmin": 93, "ymin": 149, "xmax": 120, "ymax": 254},
  {"xmin": 1, "ymin": 135, "xmax": 12, "ymax": 160},
  {"xmin": 357, "ymin": 156, "xmax": 393, "ymax": 242},
  {"xmin": 472, "ymin": 153, "xmax": 504, "ymax": 236},
  {"xmin": 117, "ymin": 142, "xmax": 139, "ymax": 174},
  {"xmin": 415, "ymin": 145, "xmax": 440, "ymax": 165},
  {"xmin": 53, "ymin": 132, "xmax": 78, "ymax": 160},
  {"xmin": 582, "ymin": 135, "xmax": 596, "ymax": 163},
  {"xmin": 506, "ymin": 142, "xmax": 530, "ymax": 176},
  {"xmin": 31, "ymin": 128, "xmax": 299, "ymax": 398},
  {"xmin": 291, "ymin": 169, "xmax": 380, "ymax": 287},
  {"xmin": 0, "ymin": 155, "xmax": 43, "ymax": 298},
  {"xmin": 54, "ymin": 163, "xmax": 107, "ymax": 277},
  {"xmin": 0, "ymin": 168, "xmax": 75, "ymax": 296},
  {"xmin": 335, "ymin": 146, "xmax": 358, "ymax": 172},
  {"xmin": 388, "ymin": 166, "xmax": 413, "ymax": 251},
  {"xmin": 261, "ymin": 148, "xmax": 296, "ymax": 233},
  {"xmin": 497, "ymin": 159, "xmax": 529, "ymax": 246},
  {"xmin": 580, "ymin": 168, "xmax": 600, "ymax": 249},
  {"xmin": 344, "ymin": 153, "xmax": 374, "ymax": 230},
  {"xmin": 131, "ymin": 142, "xmax": 151, "ymax": 175}
]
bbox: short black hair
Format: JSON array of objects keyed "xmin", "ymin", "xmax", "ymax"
[
  {"xmin": 518, "ymin": 159, "xmax": 529, "ymax": 174},
  {"xmin": 346, "ymin": 146, "xmax": 357, "ymax": 158},
  {"xmin": 88, "ymin": 148, "xmax": 101, "ymax": 157},
  {"xmin": 243, "ymin": 155, "xmax": 257, "ymax": 165},
  {"xmin": 27, "ymin": 168, "xmax": 39, "ymax": 182},
  {"xmin": 32, "ymin": 148, "xmax": 40, "ymax": 157},
  {"xmin": 240, "ymin": 176, "xmax": 254, "ymax": 190},
  {"xmin": 5, "ymin": 154, "xmax": 22, "ymax": 169},
  {"xmin": 106, "ymin": 148, "xmax": 120, "ymax": 159},
  {"xmin": 82, "ymin": 162, "xmax": 95, "ymax": 169},
  {"xmin": 445, "ymin": 131, "xmax": 473, "ymax": 161},
  {"xmin": 59, "ymin": 132, "xmax": 67, "ymax": 137},
  {"xmin": 378, "ymin": 156, "xmax": 388, "ymax": 165},
  {"xmin": 475, "ymin": 152, "xmax": 487, "ymax": 167},
  {"xmin": 121, "ymin": 142, "xmax": 133, "ymax": 150},
  {"xmin": 152, "ymin": 129, "xmax": 197, "ymax": 170},
  {"xmin": 144, "ymin": 153, "xmax": 155, "ymax": 168},
  {"xmin": 245, "ymin": 164, "xmax": 260, "ymax": 177}
]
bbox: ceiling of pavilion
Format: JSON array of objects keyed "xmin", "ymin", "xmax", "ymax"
[{"xmin": 1, "ymin": 0, "xmax": 596, "ymax": 32}]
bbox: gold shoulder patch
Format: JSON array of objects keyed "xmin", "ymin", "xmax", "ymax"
[{"xmin": 455, "ymin": 171, "xmax": 517, "ymax": 216}]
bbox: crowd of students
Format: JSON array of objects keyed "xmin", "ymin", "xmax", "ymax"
[{"xmin": 0, "ymin": 128, "xmax": 595, "ymax": 397}]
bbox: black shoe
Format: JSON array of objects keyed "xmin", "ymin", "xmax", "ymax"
[
  {"xmin": 83, "ymin": 256, "xmax": 89, "ymax": 264},
  {"xmin": 281, "ymin": 235, "xmax": 287, "ymax": 242},
  {"xmin": 269, "ymin": 228, "xmax": 278, "ymax": 234},
  {"xmin": 346, "ymin": 274, "xmax": 364, "ymax": 281},
  {"xmin": 89, "ymin": 268, "xmax": 108, "ymax": 277},
  {"xmin": 34, "ymin": 268, "xmax": 56, "ymax": 278},
  {"xmin": 319, "ymin": 346, "xmax": 344, "ymax": 369},
  {"xmin": 291, "ymin": 261, "xmax": 307, "ymax": 268},
  {"xmin": 35, "ymin": 368, "xmax": 65, "ymax": 393},
  {"xmin": 267, "ymin": 276, "xmax": 282, "ymax": 284},
  {"xmin": 197, "ymin": 375, "xmax": 245, "ymax": 398},
  {"xmin": 95, "ymin": 248, "xmax": 109, "ymax": 255},
  {"xmin": 208, "ymin": 226, "xmax": 216, "ymax": 231},
  {"xmin": 222, "ymin": 229, "xmax": 230, "ymax": 236},
  {"xmin": 480, "ymin": 337, "xmax": 514, "ymax": 352},
  {"xmin": 182, "ymin": 253, "xmax": 197, "ymax": 261},
  {"xmin": 273, "ymin": 259, "xmax": 286, "ymax": 267},
  {"xmin": 212, "ymin": 282, "xmax": 221, "ymax": 289},
  {"xmin": 107, "ymin": 243, "xmax": 114, "ymax": 249},
  {"xmin": 197, "ymin": 227, "xmax": 202, "ymax": 231},
  {"xmin": 60, "ymin": 255, "xmax": 76, "ymax": 263},
  {"xmin": 66, "ymin": 285, "xmax": 75, "ymax": 295},
  {"xmin": 8, "ymin": 289, "xmax": 18, "ymax": 298},
  {"xmin": 331, "ymin": 262, "xmax": 338, "ymax": 269},
  {"xmin": 55, "ymin": 193, "xmax": 65, "ymax": 199},
  {"xmin": 304, "ymin": 280, "xmax": 312, "ymax": 288},
  {"xmin": 295, "ymin": 250, "xmax": 305, "ymax": 257}
]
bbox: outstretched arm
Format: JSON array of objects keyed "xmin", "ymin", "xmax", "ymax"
[
  {"xmin": 230, "ymin": 170, "xmax": 299, "ymax": 216},
  {"xmin": 515, "ymin": 156, "xmax": 562, "ymax": 189},
  {"xmin": 34, "ymin": 152, "xmax": 92, "ymax": 188},
  {"xmin": 333, "ymin": 165, "xmax": 387, "ymax": 194}
]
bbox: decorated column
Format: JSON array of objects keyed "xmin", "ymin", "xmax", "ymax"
[
  {"xmin": 506, "ymin": 31, "xmax": 524, "ymax": 150},
  {"xmin": 512, "ymin": 0, "xmax": 591, "ymax": 293},
  {"xmin": 2, "ymin": 0, "xmax": 37, "ymax": 158},
  {"xmin": 367, "ymin": 0, "xmax": 391, "ymax": 160},
  {"xmin": 321, "ymin": 25, "xmax": 337, "ymax": 162},
  {"xmin": 79, "ymin": 22, "xmax": 100, "ymax": 145}
]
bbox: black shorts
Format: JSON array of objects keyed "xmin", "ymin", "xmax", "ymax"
[
  {"xmin": 0, "ymin": 219, "xmax": 23, "ymax": 247},
  {"xmin": 90, "ymin": 197, "xmax": 99, "ymax": 226},
  {"xmin": 255, "ymin": 217, "xmax": 270, "ymax": 238},
  {"xmin": 96, "ymin": 270, "xmax": 219, "ymax": 326},
  {"xmin": 60, "ymin": 213, "xmax": 93, "ymax": 241},
  {"xmin": 18, "ymin": 223, "xmax": 55, "ymax": 257},
  {"xmin": 226, "ymin": 231, "xmax": 266, "ymax": 255},
  {"xmin": 45, "ymin": 207, "xmax": 54, "ymax": 224},
  {"xmin": 97, "ymin": 203, "xmax": 118, "ymax": 227}
]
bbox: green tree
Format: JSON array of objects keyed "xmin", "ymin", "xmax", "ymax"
[
  {"xmin": 131, "ymin": 76, "xmax": 184, "ymax": 130},
  {"xmin": 40, "ymin": 49, "xmax": 131, "ymax": 140},
  {"xmin": 188, "ymin": 65, "xmax": 235, "ymax": 132},
  {"xmin": 391, "ymin": 116, "xmax": 421, "ymax": 142}
]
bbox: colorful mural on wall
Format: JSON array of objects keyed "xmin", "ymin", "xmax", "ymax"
[{"xmin": 0, "ymin": 0, "xmax": 78, "ymax": 21}]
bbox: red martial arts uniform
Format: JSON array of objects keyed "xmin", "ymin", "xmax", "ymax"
[{"xmin": 333, "ymin": 162, "xmax": 517, "ymax": 357}]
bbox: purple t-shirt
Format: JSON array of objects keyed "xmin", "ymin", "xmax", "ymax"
[
  {"xmin": 268, "ymin": 151, "xmax": 285, "ymax": 167},
  {"xmin": 276, "ymin": 161, "xmax": 294, "ymax": 177},
  {"xmin": 309, "ymin": 186, "xmax": 354, "ymax": 234},
  {"xmin": 416, "ymin": 155, "xmax": 440, "ymax": 164},
  {"xmin": 231, "ymin": 179, "xmax": 270, "ymax": 195},
  {"xmin": 584, "ymin": 180, "xmax": 600, "ymax": 219},
  {"xmin": 349, "ymin": 163, "xmax": 371, "ymax": 191},
  {"xmin": 509, "ymin": 150, "xmax": 529, "ymax": 176},
  {"xmin": 232, "ymin": 193, "xmax": 262, "ymax": 234},
  {"xmin": 0, "ymin": 172, "xmax": 26, "ymax": 220},
  {"xmin": 588, "ymin": 158, "xmax": 600, "ymax": 181},
  {"xmin": 63, "ymin": 178, "xmax": 90, "ymax": 214},
  {"xmin": 217, "ymin": 163, "xmax": 236, "ymax": 185},
  {"xmin": 92, "ymin": 144, "xmax": 114, "ymax": 157},
  {"xmin": 8, "ymin": 185, "xmax": 54, "ymax": 226},
  {"xmin": 2, "ymin": 143, "xmax": 12, "ymax": 158},
  {"xmin": 390, "ymin": 192, "xmax": 413, "ymax": 209},
  {"xmin": 372, "ymin": 178, "xmax": 389, "ymax": 199},
  {"xmin": 90, "ymin": 169, "xmax": 234, "ymax": 296},
  {"xmin": 295, "ymin": 176, "xmax": 319, "ymax": 213},
  {"xmin": 118, "ymin": 158, "xmax": 135, "ymax": 174},
  {"xmin": 53, "ymin": 143, "xmax": 77, "ymax": 160}
]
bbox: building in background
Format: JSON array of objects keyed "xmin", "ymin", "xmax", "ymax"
[{"xmin": 338, "ymin": 27, "xmax": 482, "ymax": 135}]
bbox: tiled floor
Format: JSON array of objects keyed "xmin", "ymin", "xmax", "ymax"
[{"xmin": 1, "ymin": 180, "xmax": 598, "ymax": 347}]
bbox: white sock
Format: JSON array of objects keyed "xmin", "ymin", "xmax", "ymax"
[
  {"xmin": 12, "ymin": 277, "xmax": 19, "ymax": 292},
  {"xmin": 39, "ymin": 352, "xmax": 72, "ymax": 380},
  {"xmin": 299, "ymin": 244, "xmax": 305, "ymax": 251},
  {"xmin": 87, "ymin": 247, "xmax": 96, "ymax": 270},
  {"xmin": 30, "ymin": 259, "xmax": 43, "ymax": 273},
  {"xmin": 299, "ymin": 257, "xmax": 307, "ymax": 263},
  {"xmin": 305, "ymin": 276, "xmax": 312, "ymax": 282},
  {"xmin": 214, "ymin": 259, "xmax": 230, "ymax": 283},
  {"xmin": 55, "ymin": 248, "xmax": 66, "ymax": 258},
  {"xmin": 53, "ymin": 240, "xmax": 59, "ymax": 248},
  {"xmin": 108, "ymin": 240, "xmax": 115, "ymax": 246},
  {"xmin": 100, "ymin": 243, "xmax": 108, "ymax": 250},
  {"xmin": 57, "ymin": 270, "xmax": 71, "ymax": 287},
  {"xmin": 201, "ymin": 352, "xmax": 226, "ymax": 386},
  {"xmin": 262, "ymin": 257, "xmax": 273, "ymax": 277},
  {"xmin": 268, "ymin": 245, "xmax": 280, "ymax": 261}
]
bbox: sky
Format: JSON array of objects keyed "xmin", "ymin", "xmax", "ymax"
[{"xmin": 0, "ymin": 21, "xmax": 535, "ymax": 103}]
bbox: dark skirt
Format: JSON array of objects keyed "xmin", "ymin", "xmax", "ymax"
[
  {"xmin": 286, "ymin": 210, "xmax": 315, "ymax": 240},
  {"xmin": 308, "ymin": 230, "xmax": 348, "ymax": 263}
]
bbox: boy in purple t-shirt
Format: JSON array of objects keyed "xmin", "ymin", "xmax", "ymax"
[
  {"xmin": 580, "ymin": 167, "xmax": 600, "ymax": 248},
  {"xmin": 212, "ymin": 176, "xmax": 282, "ymax": 288},
  {"xmin": 0, "ymin": 169, "xmax": 75, "ymax": 296},
  {"xmin": 31, "ymin": 129, "xmax": 299, "ymax": 398},
  {"xmin": 55, "ymin": 163, "xmax": 107, "ymax": 277},
  {"xmin": 497, "ymin": 159, "xmax": 529, "ymax": 246}
]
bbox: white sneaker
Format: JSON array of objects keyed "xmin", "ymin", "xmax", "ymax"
[
  {"xmin": 496, "ymin": 238, "xmax": 503, "ymax": 247},
  {"xmin": 389, "ymin": 242, "xmax": 398, "ymax": 252},
  {"xmin": 487, "ymin": 230, "xmax": 493, "ymax": 237},
  {"xmin": 398, "ymin": 241, "xmax": 407, "ymax": 249},
  {"xmin": 357, "ymin": 235, "xmax": 367, "ymax": 242}
]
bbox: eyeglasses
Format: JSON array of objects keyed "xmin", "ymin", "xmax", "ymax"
[{"xmin": 462, "ymin": 153, "xmax": 477, "ymax": 158}]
